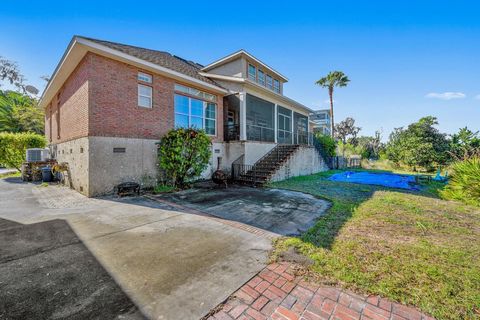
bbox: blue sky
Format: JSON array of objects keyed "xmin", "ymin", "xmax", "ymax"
[{"xmin": 1, "ymin": 0, "xmax": 479, "ymax": 139}]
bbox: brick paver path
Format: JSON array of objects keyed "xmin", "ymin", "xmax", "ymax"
[{"xmin": 207, "ymin": 262, "xmax": 435, "ymax": 320}]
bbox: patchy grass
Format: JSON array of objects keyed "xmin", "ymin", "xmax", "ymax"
[
  {"xmin": 269, "ymin": 170, "xmax": 480, "ymax": 320},
  {"xmin": 0, "ymin": 170, "xmax": 20, "ymax": 179},
  {"xmin": 152, "ymin": 184, "xmax": 176, "ymax": 194}
]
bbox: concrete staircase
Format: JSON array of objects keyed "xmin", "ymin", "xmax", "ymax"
[{"xmin": 236, "ymin": 145, "xmax": 300, "ymax": 185}]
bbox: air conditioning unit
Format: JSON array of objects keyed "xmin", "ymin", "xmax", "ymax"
[{"xmin": 26, "ymin": 148, "xmax": 50, "ymax": 162}]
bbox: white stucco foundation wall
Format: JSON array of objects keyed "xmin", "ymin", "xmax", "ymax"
[
  {"xmin": 88, "ymin": 137, "xmax": 159, "ymax": 196},
  {"xmin": 221, "ymin": 141, "xmax": 277, "ymax": 173},
  {"xmin": 270, "ymin": 146, "xmax": 328, "ymax": 182},
  {"xmin": 200, "ymin": 142, "xmax": 226, "ymax": 179},
  {"xmin": 49, "ymin": 137, "xmax": 90, "ymax": 196},
  {"xmin": 51, "ymin": 137, "xmax": 279, "ymax": 197}
]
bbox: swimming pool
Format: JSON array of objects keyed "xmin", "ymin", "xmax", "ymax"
[{"xmin": 328, "ymin": 171, "xmax": 418, "ymax": 190}]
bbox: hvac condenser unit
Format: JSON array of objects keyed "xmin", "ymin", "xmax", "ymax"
[{"xmin": 26, "ymin": 148, "xmax": 50, "ymax": 162}]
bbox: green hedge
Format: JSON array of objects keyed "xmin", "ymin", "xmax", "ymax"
[
  {"xmin": 0, "ymin": 132, "xmax": 46, "ymax": 170},
  {"xmin": 441, "ymin": 157, "xmax": 480, "ymax": 206}
]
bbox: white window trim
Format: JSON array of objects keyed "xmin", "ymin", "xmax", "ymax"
[
  {"xmin": 138, "ymin": 72, "xmax": 152, "ymax": 83},
  {"xmin": 138, "ymin": 84, "xmax": 152, "ymax": 108}
]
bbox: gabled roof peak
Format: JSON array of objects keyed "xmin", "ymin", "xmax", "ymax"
[{"xmin": 201, "ymin": 49, "xmax": 289, "ymax": 82}]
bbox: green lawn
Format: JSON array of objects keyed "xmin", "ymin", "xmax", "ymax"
[{"xmin": 269, "ymin": 170, "xmax": 480, "ymax": 320}]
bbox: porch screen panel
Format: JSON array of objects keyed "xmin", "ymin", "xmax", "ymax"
[
  {"xmin": 294, "ymin": 112, "xmax": 308, "ymax": 144},
  {"xmin": 246, "ymin": 94, "xmax": 275, "ymax": 142},
  {"xmin": 277, "ymin": 105, "xmax": 292, "ymax": 144}
]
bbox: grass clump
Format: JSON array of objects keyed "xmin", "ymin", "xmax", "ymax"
[
  {"xmin": 270, "ymin": 170, "xmax": 480, "ymax": 320},
  {"xmin": 152, "ymin": 184, "xmax": 175, "ymax": 194},
  {"xmin": 0, "ymin": 170, "xmax": 20, "ymax": 179},
  {"xmin": 441, "ymin": 157, "xmax": 480, "ymax": 207}
]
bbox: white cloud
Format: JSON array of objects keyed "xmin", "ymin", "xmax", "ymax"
[{"xmin": 425, "ymin": 92, "xmax": 466, "ymax": 100}]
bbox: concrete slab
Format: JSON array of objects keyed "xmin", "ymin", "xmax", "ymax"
[
  {"xmin": 157, "ymin": 183, "xmax": 330, "ymax": 236},
  {"xmin": 0, "ymin": 178, "xmax": 271, "ymax": 320}
]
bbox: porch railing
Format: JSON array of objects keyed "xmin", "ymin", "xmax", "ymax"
[
  {"xmin": 224, "ymin": 124, "xmax": 314, "ymax": 146},
  {"xmin": 293, "ymin": 131, "xmax": 313, "ymax": 145},
  {"xmin": 246, "ymin": 124, "xmax": 275, "ymax": 142}
]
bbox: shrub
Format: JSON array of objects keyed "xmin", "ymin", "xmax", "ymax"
[
  {"xmin": 314, "ymin": 133, "xmax": 336, "ymax": 157},
  {"xmin": 157, "ymin": 128, "xmax": 211, "ymax": 188},
  {"xmin": 386, "ymin": 116, "xmax": 449, "ymax": 171},
  {"xmin": 0, "ymin": 132, "xmax": 46, "ymax": 170},
  {"xmin": 441, "ymin": 157, "xmax": 480, "ymax": 206}
]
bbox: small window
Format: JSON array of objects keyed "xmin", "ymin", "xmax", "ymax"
[
  {"xmin": 138, "ymin": 72, "xmax": 152, "ymax": 83},
  {"xmin": 266, "ymin": 75, "xmax": 273, "ymax": 89},
  {"xmin": 138, "ymin": 84, "xmax": 152, "ymax": 108},
  {"xmin": 273, "ymin": 79, "xmax": 280, "ymax": 93},
  {"xmin": 258, "ymin": 69, "xmax": 265, "ymax": 86},
  {"xmin": 248, "ymin": 64, "xmax": 256, "ymax": 81}
]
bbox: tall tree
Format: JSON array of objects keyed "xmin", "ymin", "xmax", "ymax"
[
  {"xmin": 335, "ymin": 117, "xmax": 361, "ymax": 145},
  {"xmin": 0, "ymin": 56, "xmax": 26, "ymax": 92},
  {"xmin": 0, "ymin": 90, "xmax": 44, "ymax": 134},
  {"xmin": 315, "ymin": 71, "xmax": 350, "ymax": 137},
  {"xmin": 386, "ymin": 116, "xmax": 449, "ymax": 171}
]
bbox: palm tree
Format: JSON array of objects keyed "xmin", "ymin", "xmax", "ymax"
[{"xmin": 315, "ymin": 71, "xmax": 350, "ymax": 137}]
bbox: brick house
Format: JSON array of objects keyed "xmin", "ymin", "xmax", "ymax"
[{"xmin": 40, "ymin": 36, "xmax": 327, "ymax": 196}]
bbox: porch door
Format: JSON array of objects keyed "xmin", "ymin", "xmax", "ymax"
[{"xmin": 277, "ymin": 106, "xmax": 292, "ymax": 144}]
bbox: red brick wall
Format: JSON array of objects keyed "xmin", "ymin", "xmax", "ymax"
[
  {"xmin": 45, "ymin": 52, "xmax": 224, "ymax": 143},
  {"xmin": 88, "ymin": 53, "xmax": 224, "ymax": 142},
  {"xmin": 45, "ymin": 56, "xmax": 90, "ymax": 144}
]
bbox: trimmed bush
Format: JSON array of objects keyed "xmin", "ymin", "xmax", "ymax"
[
  {"xmin": 157, "ymin": 128, "xmax": 211, "ymax": 188},
  {"xmin": 441, "ymin": 157, "xmax": 480, "ymax": 206},
  {"xmin": 0, "ymin": 132, "xmax": 46, "ymax": 170}
]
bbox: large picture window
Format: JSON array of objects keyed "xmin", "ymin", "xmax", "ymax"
[{"xmin": 174, "ymin": 94, "xmax": 216, "ymax": 135}]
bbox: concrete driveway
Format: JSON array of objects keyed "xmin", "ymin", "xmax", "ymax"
[{"xmin": 0, "ymin": 178, "xmax": 271, "ymax": 320}]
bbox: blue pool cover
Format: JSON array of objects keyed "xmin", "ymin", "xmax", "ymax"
[{"xmin": 328, "ymin": 171, "xmax": 418, "ymax": 190}]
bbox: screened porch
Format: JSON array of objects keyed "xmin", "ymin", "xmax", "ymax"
[{"xmin": 224, "ymin": 93, "xmax": 312, "ymax": 145}]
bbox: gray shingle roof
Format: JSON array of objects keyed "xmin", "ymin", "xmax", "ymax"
[{"xmin": 78, "ymin": 36, "xmax": 221, "ymax": 87}]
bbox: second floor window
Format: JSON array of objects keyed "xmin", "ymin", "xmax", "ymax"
[
  {"xmin": 138, "ymin": 72, "xmax": 152, "ymax": 83},
  {"xmin": 258, "ymin": 69, "xmax": 265, "ymax": 86},
  {"xmin": 138, "ymin": 84, "xmax": 152, "ymax": 108},
  {"xmin": 274, "ymin": 79, "xmax": 280, "ymax": 93},
  {"xmin": 248, "ymin": 64, "xmax": 256, "ymax": 81},
  {"xmin": 266, "ymin": 75, "xmax": 273, "ymax": 89}
]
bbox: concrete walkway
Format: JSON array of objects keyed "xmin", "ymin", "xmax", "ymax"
[
  {"xmin": 208, "ymin": 262, "xmax": 436, "ymax": 320},
  {"xmin": 0, "ymin": 178, "xmax": 271, "ymax": 320}
]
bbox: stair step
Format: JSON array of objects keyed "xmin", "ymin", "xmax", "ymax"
[{"xmin": 232, "ymin": 144, "xmax": 301, "ymax": 185}]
